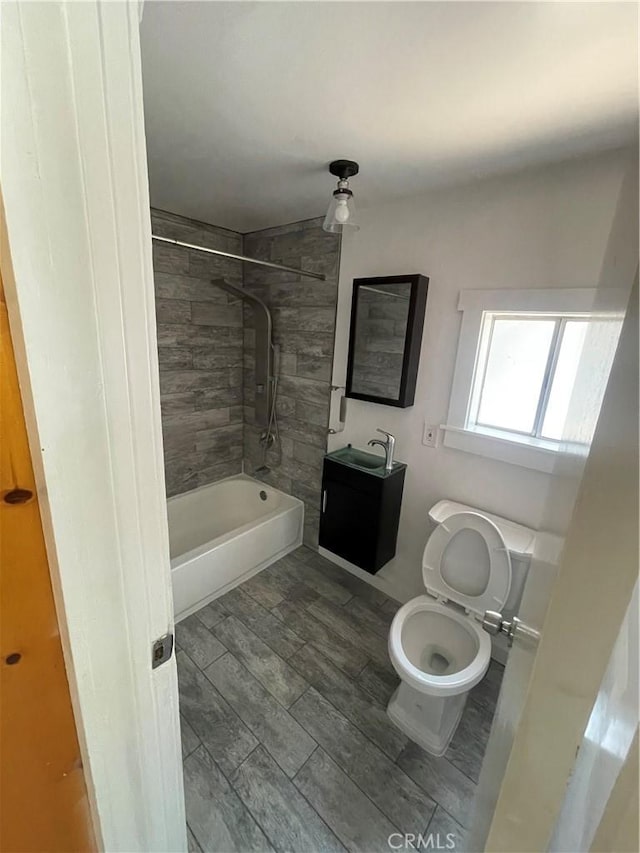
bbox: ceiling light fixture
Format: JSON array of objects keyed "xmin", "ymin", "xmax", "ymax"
[{"xmin": 323, "ymin": 159, "xmax": 360, "ymax": 233}]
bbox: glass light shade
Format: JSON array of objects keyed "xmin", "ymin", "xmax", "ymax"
[{"xmin": 323, "ymin": 191, "xmax": 359, "ymax": 233}]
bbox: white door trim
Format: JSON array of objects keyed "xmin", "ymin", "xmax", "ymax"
[{"xmin": 1, "ymin": 2, "xmax": 184, "ymax": 850}]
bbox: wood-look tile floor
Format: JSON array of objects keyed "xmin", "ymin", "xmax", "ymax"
[{"xmin": 177, "ymin": 546, "xmax": 504, "ymax": 853}]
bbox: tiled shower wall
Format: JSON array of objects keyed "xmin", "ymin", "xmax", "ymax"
[
  {"xmin": 152, "ymin": 210, "xmax": 341, "ymax": 547},
  {"xmin": 152, "ymin": 209, "xmax": 244, "ymax": 497},
  {"xmin": 242, "ymin": 218, "xmax": 341, "ymax": 547}
]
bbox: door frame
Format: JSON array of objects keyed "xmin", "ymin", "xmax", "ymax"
[
  {"xmin": 474, "ymin": 276, "xmax": 639, "ymax": 851},
  {"xmin": 1, "ymin": 2, "xmax": 184, "ymax": 850}
]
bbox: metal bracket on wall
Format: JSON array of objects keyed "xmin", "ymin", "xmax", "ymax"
[{"xmin": 328, "ymin": 385, "xmax": 347, "ymax": 434}]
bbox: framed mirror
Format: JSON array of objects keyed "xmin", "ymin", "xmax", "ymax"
[{"xmin": 346, "ymin": 274, "xmax": 429, "ymax": 407}]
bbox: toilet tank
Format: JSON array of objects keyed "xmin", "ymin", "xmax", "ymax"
[{"xmin": 428, "ymin": 499, "xmax": 537, "ymax": 615}]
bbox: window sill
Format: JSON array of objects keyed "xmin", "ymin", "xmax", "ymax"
[{"xmin": 440, "ymin": 424, "xmax": 587, "ymax": 474}]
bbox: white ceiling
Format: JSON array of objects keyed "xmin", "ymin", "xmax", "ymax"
[{"xmin": 140, "ymin": 1, "xmax": 638, "ymax": 233}]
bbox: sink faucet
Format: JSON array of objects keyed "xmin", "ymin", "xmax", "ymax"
[{"xmin": 368, "ymin": 429, "xmax": 396, "ymax": 472}]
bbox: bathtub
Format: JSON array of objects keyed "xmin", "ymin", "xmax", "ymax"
[{"xmin": 168, "ymin": 474, "xmax": 304, "ymax": 621}]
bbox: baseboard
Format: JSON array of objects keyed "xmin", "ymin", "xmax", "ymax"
[{"xmin": 317, "ymin": 546, "xmax": 410, "ymax": 603}]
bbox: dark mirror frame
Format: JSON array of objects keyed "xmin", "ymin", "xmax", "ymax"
[{"xmin": 345, "ymin": 274, "xmax": 429, "ymax": 408}]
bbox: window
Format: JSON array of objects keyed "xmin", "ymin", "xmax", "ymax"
[
  {"xmin": 444, "ymin": 289, "xmax": 624, "ymax": 473},
  {"xmin": 469, "ymin": 312, "xmax": 621, "ymax": 442}
]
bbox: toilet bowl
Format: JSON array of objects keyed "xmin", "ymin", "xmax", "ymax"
[
  {"xmin": 388, "ymin": 596, "xmax": 492, "ymax": 756},
  {"xmin": 387, "ymin": 503, "xmax": 535, "ymax": 756},
  {"xmin": 390, "ymin": 597, "xmax": 491, "ymax": 696}
]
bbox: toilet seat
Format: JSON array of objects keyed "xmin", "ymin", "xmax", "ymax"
[
  {"xmin": 389, "ymin": 596, "xmax": 491, "ymax": 696},
  {"xmin": 422, "ymin": 511, "xmax": 512, "ymax": 617}
]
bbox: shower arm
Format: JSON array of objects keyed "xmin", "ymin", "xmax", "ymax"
[
  {"xmin": 211, "ymin": 278, "xmax": 274, "ymax": 355},
  {"xmin": 151, "ymin": 234, "xmax": 326, "ymax": 282},
  {"xmin": 210, "ymin": 278, "xmax": 276, "ymax": 431}
]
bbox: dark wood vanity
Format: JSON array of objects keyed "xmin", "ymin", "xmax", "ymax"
[{"xmin": 319, "ymin": 448, "xmax": 406, "ymax": 573}]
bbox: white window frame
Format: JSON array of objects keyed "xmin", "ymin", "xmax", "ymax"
[{"xmin": 442, "ymin": 288, "xmax": 606, "ymax": 473}]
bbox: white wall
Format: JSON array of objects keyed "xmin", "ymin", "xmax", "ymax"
[{"xmin": 329, "ymin": 149, "xmax": 632, "ymax": 601}]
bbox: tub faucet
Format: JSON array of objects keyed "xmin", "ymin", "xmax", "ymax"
[{"xmin": 368, "ymin": 429, "xmax": 396, "ymax": 472}]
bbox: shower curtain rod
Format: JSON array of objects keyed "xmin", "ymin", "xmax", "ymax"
[
  {"xmin": 151, "ymin": 234, "xmax": 326, "ymax": 281},
  {"xmin": 360, "ymin": 285, "xmax": 410, "ymax": 300}
]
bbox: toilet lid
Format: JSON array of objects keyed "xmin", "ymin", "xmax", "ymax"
[{"xmin": 422, "ymin": 511, "xmax": 512, "ymax": 618}]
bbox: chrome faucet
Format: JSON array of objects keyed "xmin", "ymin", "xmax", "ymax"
[{"xmin": 368, "ymin": 429, "xmax": 396, "ymax": 472}]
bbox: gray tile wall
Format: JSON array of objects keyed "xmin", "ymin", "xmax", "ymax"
[
  {"xmin": 152, "ymin": 210, "xmax": 341, "ymax": 546},
  {"xmin": 242, "ymin": 219, "xmax": 341, "ymax": 547},
  {"xmin": 152, "ymin": 209, "xmax": 245, "ymax": 497}
]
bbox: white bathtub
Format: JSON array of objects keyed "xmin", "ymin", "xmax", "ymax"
[{"xmin": 168, "ymin": 474, "xmax": 304, "ymax": 621}]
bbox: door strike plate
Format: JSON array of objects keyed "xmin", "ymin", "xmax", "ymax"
[{"xmin": 152, "ymin": 633, "xmax": 174, "ymax": 669}]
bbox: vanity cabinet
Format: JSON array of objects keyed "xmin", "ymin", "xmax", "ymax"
[{"xmin": 319, "ymin": 453, "xmax": 406, "ymax": 573}]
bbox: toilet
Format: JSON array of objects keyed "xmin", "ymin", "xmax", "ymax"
[{"xmin": 387, "ymin": 500, "xmax": 536, "ymax": 756}]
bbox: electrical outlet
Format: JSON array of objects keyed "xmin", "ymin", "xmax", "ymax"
[{"xmin": 422, "ymin": 422, "xmax": 438, "ymax": 447}]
